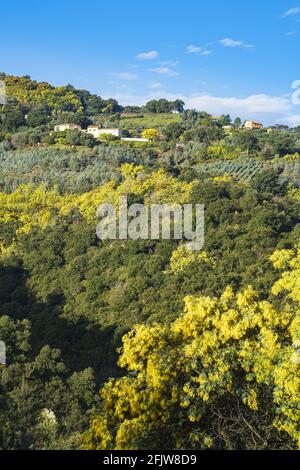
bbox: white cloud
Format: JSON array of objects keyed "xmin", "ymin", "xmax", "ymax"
[
  {"xmin": 150, "ymin": 67, "xmax": 179, "ymax": 77},
  {"xmin": 282, "ymin": 7, "xmax": 300, "ymax": 18},
  {"xmin": 220, "ymin": 38, "xmax": 243, "ymax": 47},
  {"xmin": 112, "ymin": 72, "xmax": 139, "ymax": 81},
  {"xmin": 187, "ymin": 45, "xmax": 202, "ymax": 54},
  {"xmin": 148, "ymin": 82, "xmax": 163, "ymax": 89},
  {"xmin": 185, "ymin": 94, "xmax": 290, "ymax": 116},
  {"xmin": 220, "ymin": 38, "xmax": 254, "ymax": 49},
  {"xmin": 136, "ymin": 50, "xmax": 159, "ymax": 60},
  {"xmin": 186, "ymin": 45, "xmax": 213, "ymax": 55},
  {"xmin": 160, "ymin": 60, "xmax": 179, "ymax": 66},
  {"xmin": 286, "ymin": 31, "xmax": 297, "ymax": 36}
]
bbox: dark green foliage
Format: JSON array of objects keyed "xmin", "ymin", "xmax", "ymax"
[
  {"xmin": 1, "ymin": 167, "xmax": 300, "ymax": 450},
  {"xmin": 0, "ymin": 313, "xmax": 100, "ymax": 450},
  {"xmin": 27, "ymin": 107, "xmax": 50, "ymax": 127},
  {"xmin": 2, "ymin": 108, "xmax": 26, "ymax": 132},
  {"xmin": 253, "ymin": 169, "xmax": 289, "ymax": 199}
]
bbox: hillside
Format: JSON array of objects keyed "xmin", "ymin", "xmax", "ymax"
[{"xmin": 0, "ymin": 73, "xmax": 299, "ymax": 451}]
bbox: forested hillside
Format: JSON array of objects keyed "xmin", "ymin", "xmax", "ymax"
[{"xmin": 0, "ymin": 74, "xmax": 299, "ymax": 450}]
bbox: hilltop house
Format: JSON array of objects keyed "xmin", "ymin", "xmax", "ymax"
[
  {"xmin": 244, "ymin": 121, "xmax": 263, "ymax": 130},
  {"xmin": 86, "ymin": 126, "xmax": 122, "ymax": 138},
  {"xmin": 54, "ymin": 123, "xmax": 81, "ymax": 132}
]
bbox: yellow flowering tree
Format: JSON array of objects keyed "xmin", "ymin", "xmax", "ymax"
[
  {"xmin": 84, "ymin": 249, "xmax": 300, "ymax": 450},
  {"xmin": 207, "ymin": 145, "xmax": 241, "ymax": 161},
  {"xmin": 0, "ymin": 165, "xmax": 193, "ymax": 258},
  {"xmin": 141, "ymin": 129, "xmax": 162, "ymax": 141},
  {"xmin": 169, "ymin": 245, "xmax": 216, "ymax": 274}
]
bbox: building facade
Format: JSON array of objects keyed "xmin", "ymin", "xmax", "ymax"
[
  {"xmin": 244, "ymin": 121, "xmax": 263, "ymax": 130},
  {"xmin": 86, "ymin": 127, "xmax": 122, "ymax": 138},
  {"xmin": 54, "ymin": 123, "xmax": 81, "ymax": 132}
]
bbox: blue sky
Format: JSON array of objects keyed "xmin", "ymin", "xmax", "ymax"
[{"xmin": 1, "ymin": 0, "xmax": 300, "ymax": 125}]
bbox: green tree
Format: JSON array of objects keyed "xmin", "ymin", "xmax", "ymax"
[
  {"xmin": 26, "ymin": 107, "xmax": 50, "ymax": 127},
  {"xmin": 3, "ymin": 109, "xmax": 26, "ymax": 132}
]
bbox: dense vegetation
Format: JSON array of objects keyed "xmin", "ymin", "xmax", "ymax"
[{"xmin": 0, "ymin": 74, "xmax": 299, "ymax": 450}]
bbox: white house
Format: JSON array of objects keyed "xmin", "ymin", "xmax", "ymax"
[
  {"xmin": 54, "ymin": 123, "xmax": 81, "ymax": 132},
  {"xmin": 86, "ymin": 126, "xmax": 122, "ymax": 138}
]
